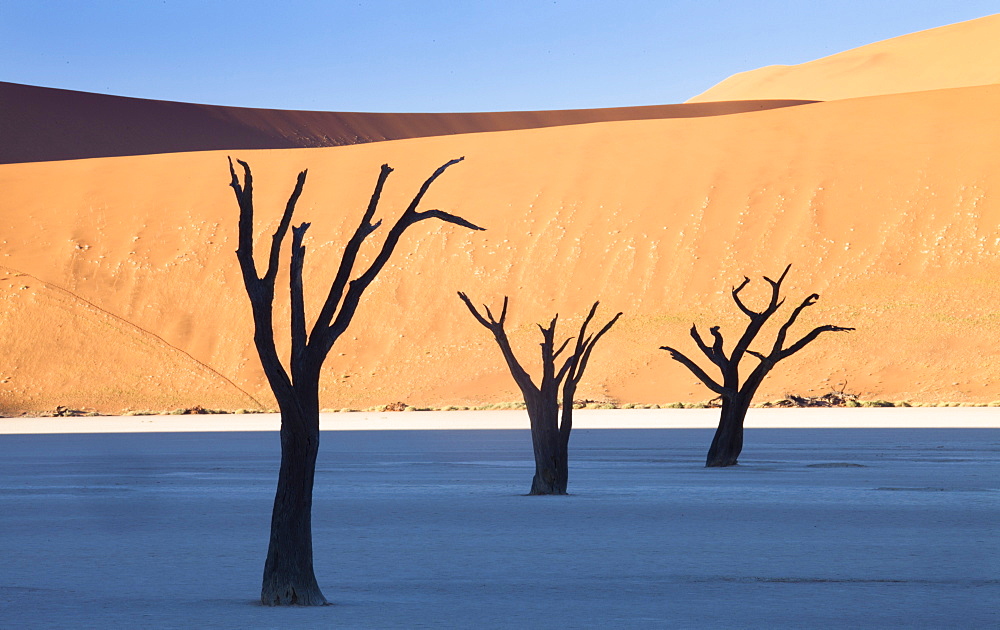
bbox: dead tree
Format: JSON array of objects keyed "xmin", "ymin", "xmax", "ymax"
[
  {"xmin": 660, "ymin": 265, "xmax": 853, "ymax": 467},
  {"xmin": 229, "ymin": 156, "xmax": 483, "ymax": 605},
  {"xmin": 458, "ymin": 295, "xmax": 621, "ymax": 494}
]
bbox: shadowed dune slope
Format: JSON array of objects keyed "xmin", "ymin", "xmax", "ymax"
[
  {"xmin": 689, "ymin": 13, "xmax": 1000, "ymax": 102},
  {"xmin": 2, "ymin": 84, "xmax": 1000, "ymax": 413},
  {"xmin": 0, "ymin": 81, "xmax": 811, "ymax": 165}
]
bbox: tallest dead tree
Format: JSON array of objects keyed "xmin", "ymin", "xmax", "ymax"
[{"xmin": 229, "ymin": 156, "xmax": 483, "ymax": 606}]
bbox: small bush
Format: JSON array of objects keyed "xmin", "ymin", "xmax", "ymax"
[{"xmin": 861, "ymin": 400, "xmax": 894, "ymax": 408}]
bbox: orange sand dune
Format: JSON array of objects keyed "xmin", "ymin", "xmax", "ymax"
[
  {"xmin": 689, "ymin": 13, "xmax": 1000, "ymax": 102},
  {"xmin": 0, "ymin": 81, "xmax": 811, "ymax": 165},
  {"xmin": 2, "ymin": 83, "xmax": 1000, "ymax": 414}
]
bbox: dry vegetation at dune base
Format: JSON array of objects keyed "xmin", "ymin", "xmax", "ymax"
[{"xmin": 23, "ymin": 391, "xmax": 1000, "ymax": 420}]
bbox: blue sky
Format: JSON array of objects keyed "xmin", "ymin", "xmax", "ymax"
[{"xmin": 2, "ymin": 1, "xmax": 997, "ymax": 112}]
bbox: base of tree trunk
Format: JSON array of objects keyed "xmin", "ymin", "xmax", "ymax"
[
  {"xmin": 705, "ymin": 442, "xmax": 741, "ymax": 467},
  {"xmin": 705, "ymin": 457, "xmax": 739, "ymax": 468},
  {"xmin": 528, "ymin": 486, "xmax": 569, "ymax": 496},
  {"xmin": 528, "ymin": 467, "xmax": 568, "ymax": 495},
  {"xmin": 261, "ymin": 581, "xmax": 329, "ymax": 606}
]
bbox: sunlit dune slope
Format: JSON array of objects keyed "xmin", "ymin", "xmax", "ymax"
[
  {"xmin": 689, "ymin": 13, "xmax": 1000, "ymax": 102},
  {"xmin": 0, "ymin": 81, "xmax": 811, "ymax": 165},
  {"xmin": 0, "ymin": 269, "xmax": 258, "ymax": 415},
  {"xmin": 2, "ymin": 84, "xmax": 1000, "ymax": 413}
]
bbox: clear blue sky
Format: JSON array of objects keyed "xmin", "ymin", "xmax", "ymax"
[{"xmin": 2, "ymin": 1, "xmax": 997, "ymax": 112}]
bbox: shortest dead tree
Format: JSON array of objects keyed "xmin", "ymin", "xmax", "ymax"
[
  {"xmin": 660, "ymin": 265, "xmax": 853, "ymax": 468},
  {"xmin": 458, "ymin": 295, "xmax": 621, "ymax": 494}
]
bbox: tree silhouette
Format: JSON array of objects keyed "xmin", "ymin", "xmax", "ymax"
[
  {"xmin": 458, "ymin": 295, "xmax": 621, "ymax": 494},
  {"xmin": 229, "ymin": 156, "xmax": 483, "ymax": 605},
  {"xmin": 660, "ymin": 265, "xmax": 853, "ymax": 467}
]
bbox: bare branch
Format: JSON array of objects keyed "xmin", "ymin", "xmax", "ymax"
[
  {"xmin": 763, "ymin": 263, "xmax": 792, "ymax": 293},
  {"xmin": 761, "ymin": 263, "xmax": 792, "ymax": 313},
  {"xmin": 556, "ymin": 352, "xmax": 578, "ymax": 385},
  {"xmin": 401, "ymin": 157, "xmax": 467, "ymax": 216},
  {"xmin": 780, "ymin": 325, "xmax": 855, "ymax": 361},
  {"xmin": 577, "ymin": 301, "xmax": 600, "ymax": 341},
  {"xmin": 771, "ymin": 293, "xmax": 819, "ymax": 356},
  {"xmin": 457, "ymin": 291, "xmax": 495, "ymax": 330},
  {"xmin": 538, "ymin": 313, "xmax": 560, "ymax": 338},
  {"xmin": 776, "ymin": 263, "xmax": 792, "ymax": 285},
  {"xmin": 570, "ymin": 311, "xmax": 623, "ymax": 386},
  {"xmin": 552, "ymin": 336, "xmax": 574, "ymax": 361},
  {"xmin": 231, "ymin": 157, "xmax": 258, "ymax": 283},
  {"xmin": 310, "ymin": 164, "xmax": 393, "ymax": 343},
  {"xmin": 411, "ymin": 208, "xmax": 486, "ymax": 232},
  {"xmin": 261, "ymin": 169, "xmax": 307, "ymax": 285},
  {"xmin": 746, "ymin": 349, "xmax": 767, "ymax": 362},
  {"xmin": 690, "ymin": 324, "xmax": 721, "ymax": 367},
  {"xmin": 729, "ymin": 267, "xmax": 792, "ymax": 363},
  {"xmin": 324, "ymin": 158, "xmax": 483, "ymax": 350},
  {"xmin": 492, "ymin": 295, "xmax": 509, "ymax": 327},
  {"xmin": 228, "ymin": 158, "xmax": 295, "ymax": 404},
  {"xmin": 731, "ymin": 276, "xmax": 757, "ymax": 318},
  {"xmin": 660, "ymin": 346, "xmax": 730, "ymax": 396},
  {"xmin": 709, "ymin": 325, "xmax": 726, "ymax": 361},
  {"xmin": 561, "ymin": 305, "xmax": 621, "ymax": 445},
  {"xmin": 538, "ymin": 315, "xmax": 561, "ymax": 384},
  {"xmin": 290, "ymin": 223, "xmax": 309, "ymax": 369},
  {"xmin": 457, "ymin": 293, "xmax": 537, "ymax": 395}
]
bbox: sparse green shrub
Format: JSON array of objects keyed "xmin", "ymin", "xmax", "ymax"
[{"xmin": 861, "ymin": 400, "xmax": 894, "ymax": 408}]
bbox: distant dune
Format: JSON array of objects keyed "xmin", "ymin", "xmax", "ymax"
[
  {"xmin": 3, "ymin": 81, "xmax": 1000, "ymax": 414},
  {"xmin": 689, "ymin": 13, "xmax": 1000, "ymax": 102},
  {"xmin": 0, "ymin": 81, "xmax": 811, "ymax": 165},
  {"xmin": 2, "ymin": 15, "xmax": 1000, "ymax": 415}
]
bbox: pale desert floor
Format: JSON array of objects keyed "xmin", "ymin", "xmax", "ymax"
[
  {"xmin": 0, "ymin": 409, "xmax": 997, "ymax": 628},
  {"xmin": 2, "ymin": 407, "xmax": 999, "ymax": 434}
]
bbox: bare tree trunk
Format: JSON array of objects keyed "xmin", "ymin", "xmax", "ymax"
[
  {"xmin": 661, "ymin": 265, "xmax": 853, "ymax": 468},
  {"xmin": 260, "ymin": 374, "xmax": 327, "ymax": 605},
  {"xmin": 526, "ymin": 396, "xmax": 567, "ymax": 495},
  {"xmin": 705, "ymin": 396, "xmax": 748, "ymax": 467},
  {"xmin": 458, "ymin": 295, "xmax": 620, "ymax": 495},
  {"xmin": 230, "ymin": 157, "xmax": 483, "ymax": 605},
  {"xmin": 261, "ymin": 399, "xmax": 325, "ymax": 604}
]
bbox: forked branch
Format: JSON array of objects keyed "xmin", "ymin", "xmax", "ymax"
[
  {"xmin": 230, "ymin": 157, "xmax": 307, "ymax": 287},
  {"xmin": 458, "ymin": 295, "xmax": 621, "ymax": 400},
  {"xmin": 566, "ymin": 303, "xmax": 622, "ymax": 388},
  {"xmin": 324, "ymin": 158, "xmax": 484, "ymax": 351},
  {"xmin": 661, "ymin": 264, "xmax": 851, "ymax": 399},
  {"xmin": 458, "ymin": 293, "xmax": 534, "ymax": 393},
  {"xmin": 231, "ymin": 156, "xmax": 484, "ymax": 386}
]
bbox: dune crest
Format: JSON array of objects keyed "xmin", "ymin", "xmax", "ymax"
[
  {"xmin": 0, "ymin": 81, "xmax": 810, "ymax": 165},
  {"xmin": 689, "ymin": 13, "xmax": 1000, "ymax": 102}
]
